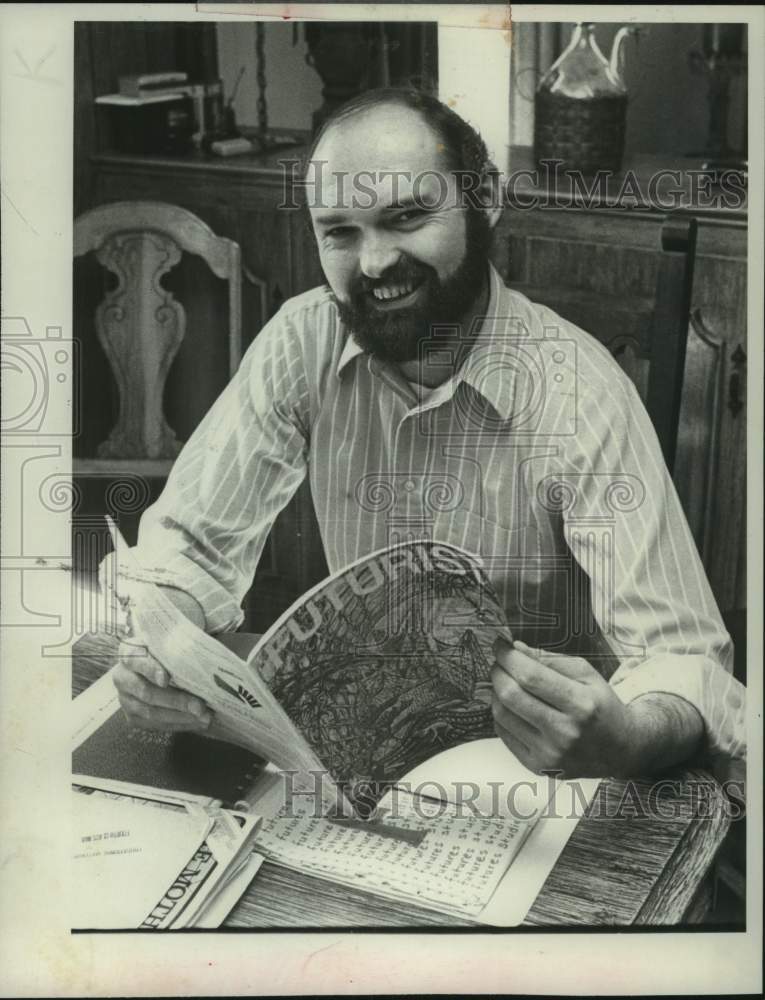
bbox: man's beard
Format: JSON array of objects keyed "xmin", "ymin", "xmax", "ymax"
[{"xmin": 333, "ymin": 210, "xmax": 493, "ymax": 365}]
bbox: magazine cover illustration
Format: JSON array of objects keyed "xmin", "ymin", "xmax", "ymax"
[{"xmin": 252, "ymin": 540, "xmax": 510, "ymax": 812}]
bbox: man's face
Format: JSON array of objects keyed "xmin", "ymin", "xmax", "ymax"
[{"xmin": 308, "ymin": 104, "xmax": 491, "ymax": 364}]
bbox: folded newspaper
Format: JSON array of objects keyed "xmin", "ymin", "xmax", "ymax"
[
  {"xmin": 106, "ymin": 519, "xmax": 515, "ymax": 819},
  {"xmin": 72, "ymin": 776, "xmax": 263, "ymax": 929}
]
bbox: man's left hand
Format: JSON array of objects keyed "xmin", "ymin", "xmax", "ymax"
[{"xmin": 491, "ymin": 637, "xmax": 638, "ymax": 778}]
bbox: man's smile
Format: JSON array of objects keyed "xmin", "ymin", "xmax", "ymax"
[{"xmin": 367, "ymin": 276, "xmax": 426, "ymax": 310}]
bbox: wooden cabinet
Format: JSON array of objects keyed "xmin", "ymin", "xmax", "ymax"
[
  {"xmin": 74, "ymin": 22, "xmax": 218, "ymax": 216},
  {"xmin": 81, "ymin": 149, "xmax": 746, "ymax": 630}
]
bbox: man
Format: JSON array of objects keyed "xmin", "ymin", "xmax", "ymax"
[{"xmin": 109, "ymin": 88, "xmax": 746, "ymax": 780}]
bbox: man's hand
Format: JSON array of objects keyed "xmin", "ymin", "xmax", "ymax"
[
  {"xmin": 113, "ymin": 586, "xmax": 213, "ymax": 733},
  {"xmin": 491, "ymin": 638, "xmax": 704, "ymax": 778}
]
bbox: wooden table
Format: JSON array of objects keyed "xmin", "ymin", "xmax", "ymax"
[{"xmin": 73, "ymin": 632, "xmax": 734, "ymax": 928}]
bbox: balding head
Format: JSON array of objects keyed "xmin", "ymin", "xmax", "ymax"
[
  {"xmin": 313, "ymin": 102, "xmax": 449, "ymax": 188},
  {"xmin": 305, "ymin": 87, "xmax": 496, "ymax": 188}
]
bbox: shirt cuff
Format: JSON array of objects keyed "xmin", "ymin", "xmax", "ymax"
[
  {"xmin": 609, "ymin": 652, "xmax": 747, "ymax": 762},
  {"xmin": 98, "ymin": 548, "xmax": 245, "ymax": 635}
]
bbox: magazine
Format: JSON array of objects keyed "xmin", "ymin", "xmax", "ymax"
[{"xmin": 107, "ymin": 519, "xmax": 513, "ymax": 818}]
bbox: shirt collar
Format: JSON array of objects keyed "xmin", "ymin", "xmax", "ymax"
[
  {"xmin": 335, "ymin": 262, "xmax": 524, "ymax": 421},
  {"xmin": 336, "ymin": 324, "xmax": 365, "ymax": 376}
]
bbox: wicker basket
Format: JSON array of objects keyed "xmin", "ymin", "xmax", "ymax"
[{"xmin": 534, "ymin": 91, "xmax": 627, "ymax": 175}]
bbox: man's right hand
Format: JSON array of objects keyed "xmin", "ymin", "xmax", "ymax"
[
  {"xmin": 112, "ymin": 586, "xmax": 213, "ymax": 732},
  {"xmin": 114, "ymin": 642, "xmax": 213, "ymax": 732}
]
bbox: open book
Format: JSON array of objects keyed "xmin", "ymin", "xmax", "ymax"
[{"xmin": 108, "ymin": 521, "xmax": 514, "ymax": 818}]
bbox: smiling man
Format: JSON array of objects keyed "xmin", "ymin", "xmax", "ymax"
[
  {"xmin": 108, "ymin": 88, "xmax": 746, "ymax": 782},
  {"xmin": 306, "ymin": 99, "xmax": 495, "ymax": 375}
]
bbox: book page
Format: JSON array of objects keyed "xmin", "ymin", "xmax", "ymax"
[{"xmin": 254, "ymin": 789, "xmax": 535, "ymax": 918}]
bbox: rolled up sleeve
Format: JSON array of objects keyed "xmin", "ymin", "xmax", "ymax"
[
  {"xmin": 98, "ymin": 309, "xmax": 310, "ymax": 634},
  {"xmin": 562, "ymin": 374, "xmax": 746, "ymax": 766}
]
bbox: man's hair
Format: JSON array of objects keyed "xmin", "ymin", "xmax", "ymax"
[{"xmin": 302, "ymin": 86, "xmax": 498, "ymax": 183}]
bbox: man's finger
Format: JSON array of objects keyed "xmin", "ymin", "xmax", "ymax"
[
  {"xmin": 120, "ymin": 692, "xmax": 210, "ymax": 732},
  {"xmin": 493, "ymin": 641, "xmax": 581, "ymax": 712},
  {"xmin": 117, "ymin": 639, "xmax": 170, "ymax": 688},
  {"xmin": 491, "ymin": 663, "xmax": 564, "ymax": 731},
  {"xmin": 514, "ymin": 640, "xmax": 595, "ymax": 681},
  {"xmin": 491, "ymin": 694, "xmax": 544, "ymax": 751},
  {"xmin": 493, "ymin": 712, "xmax": 533, "ymax": 755},
  {"xmin": 113, "ymin": 662, "xmax": 210, "ymax": 720},
  {"xmin": 492, "ymin": 715, "xmax": 536, "ymax": 769}
]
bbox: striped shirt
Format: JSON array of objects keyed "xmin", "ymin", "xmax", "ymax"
[{"xmin": 105, "ymin": 263, "xmax": 746, "ymax": 771}]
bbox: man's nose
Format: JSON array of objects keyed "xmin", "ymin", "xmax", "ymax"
[{"xmin": 358, "ymin": 233, "xmax": 401, "ymax": 280}]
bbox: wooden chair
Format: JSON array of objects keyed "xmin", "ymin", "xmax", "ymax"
[
  {"xmin": 504, "ymin": 213, "xmax": 698, "ymax": 476},
  {"xmin": 73, "ymin": 200, "xmax": 243, "ymax": 463}
]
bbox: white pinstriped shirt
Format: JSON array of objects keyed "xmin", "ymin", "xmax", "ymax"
[{"xmin": 106, "ymin": 263, "xmax": 747, "ymax": 771}]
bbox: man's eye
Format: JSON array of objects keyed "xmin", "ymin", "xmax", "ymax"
[
  {"xmin": 326, "ymin": 226, "xmax": 353, "ymax": 239},
  {"xmin": 396, "ymin": 208, "xmax": 427, "ymax": 225}
]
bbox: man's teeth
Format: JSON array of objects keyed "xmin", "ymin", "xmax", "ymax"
[{"xmin": 372, "ymin": 281, "xmax": 416, "ymax": 301}]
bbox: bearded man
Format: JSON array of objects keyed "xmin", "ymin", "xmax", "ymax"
[{"xmin": 108, "ymin": 88, "xmax": 745, "ymax": 781}]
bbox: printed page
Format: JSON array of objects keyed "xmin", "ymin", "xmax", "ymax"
[
  {"xmin": 71, "ymin": 789, "xmax": 212, "ymax": 929},
  {"xmin": 74, "ymin": 779, "xmax": 262, "ymax": 929},
  {"xmin": 254, "ymin": 789, "xmax": 534, "ymax": 918},
  {"xmin": 71, "ymin": 668, "xmax": 123, "ymax": 749},
  {"xmin": 252, "ymin": 737, "xmax": 555, "ymax": 919},
  {"xmin": 477, "ymin": 776, "xmax": 602, "ymax": 927}
]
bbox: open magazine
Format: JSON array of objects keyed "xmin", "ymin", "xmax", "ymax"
[{"xmin": 107, "ymin": 520, "xmax": 514, "ymax": 818}]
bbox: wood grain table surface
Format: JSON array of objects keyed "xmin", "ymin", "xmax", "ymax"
[{"xmin": 73, "ymin": 631, "xmax": 733, "ymax": 928}]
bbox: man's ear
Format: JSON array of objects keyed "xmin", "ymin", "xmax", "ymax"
[{"xmin": 479, "ymin": 170, "xmax": 504, "ymax": 230}]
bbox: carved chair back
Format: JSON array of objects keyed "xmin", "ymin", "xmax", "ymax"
[{"xmin": 74, "ymin": 200, "xmax": 242, "ymax": 460}]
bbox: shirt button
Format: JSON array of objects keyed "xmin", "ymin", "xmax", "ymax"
[{"xmin": 404, "ymin": 480, "xmax": 416, "ymax": 492}]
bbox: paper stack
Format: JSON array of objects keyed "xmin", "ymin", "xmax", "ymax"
[{"xmin": 72, "ymin": 777, "xmax": 263, "ymax": 929}]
